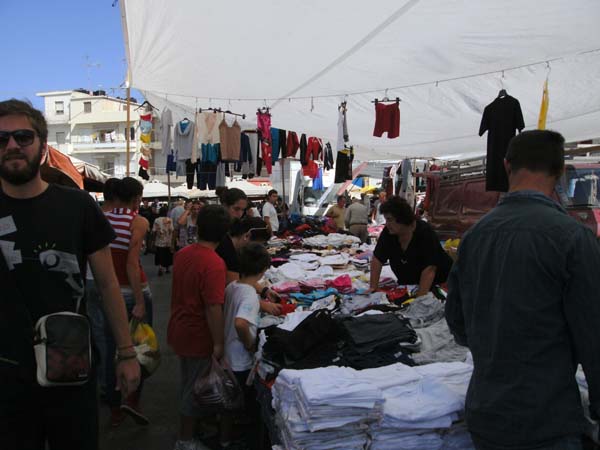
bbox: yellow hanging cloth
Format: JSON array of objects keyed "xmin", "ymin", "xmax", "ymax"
[{"xmin": 537, "ymin": 79, "xmax": 549, "ymax": 130}]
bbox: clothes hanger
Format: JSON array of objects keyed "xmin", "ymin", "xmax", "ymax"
[{"xmin": 497, "ymin": 89, "xmax": 508, "ymax": 98}]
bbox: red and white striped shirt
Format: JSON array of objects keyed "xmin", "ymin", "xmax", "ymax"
[
  {"xmin": 105, "ymin": 207, "xmax": 135, "ymax": 251},
  {"xmin": 105, "ymin": 208, "xmax": 147, "ymax": 286}
]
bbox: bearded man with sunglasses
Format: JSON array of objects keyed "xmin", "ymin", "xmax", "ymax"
[{"xmin": 0, "ymin": 99, "xmax": 140, "ymax": 450}]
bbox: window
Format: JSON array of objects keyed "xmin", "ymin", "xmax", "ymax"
[
  {"xmin": 56, "ymin": 132, "xmax": 66, "ymax": 145},
  {"xmin": 84, "ymin": 101, "xmax": 92, "ymax": 113},
  {"xmin": 55, "ymin": 101, "xmax": 64, "ymax": 115}
]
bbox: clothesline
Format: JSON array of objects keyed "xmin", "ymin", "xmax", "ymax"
[{"xmin": 137, "ymin": 48, "xmax": 600, "ymax": 105}]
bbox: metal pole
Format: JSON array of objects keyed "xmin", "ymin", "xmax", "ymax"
[
  {"xmin": 167, "ymin": 169, "xmax": 172, "ymax": 207},
  {"xmin": 281, "ymin": 158, "xmax": 286, "ymax": 207},
  {"xmin": 125, "ymin": 85, "xmax": 131, "ymax": 176}
]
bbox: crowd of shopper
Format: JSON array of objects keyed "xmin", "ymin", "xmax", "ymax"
[{"xmin": 2, "ymin": 97, "xmax": 600, "ymax": 450}]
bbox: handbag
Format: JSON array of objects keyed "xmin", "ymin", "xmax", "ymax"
[{"xmin": 0, "ymin": 249, "xmax": 92, "ymax": 387}]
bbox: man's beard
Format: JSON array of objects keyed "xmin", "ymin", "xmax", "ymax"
[{"xmin": 0, "ymin": 145, "xmax": 44, "ymax": 185}]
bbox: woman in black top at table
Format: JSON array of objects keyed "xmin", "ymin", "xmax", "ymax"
[{"xmin": 369, "ymin": 196, "xmax": 453, "ymax": 296}]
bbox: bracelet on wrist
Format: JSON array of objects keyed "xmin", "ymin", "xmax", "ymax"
[{"xmin": 117, "ymin": 353, "xmax": 137, "ymax": 363}]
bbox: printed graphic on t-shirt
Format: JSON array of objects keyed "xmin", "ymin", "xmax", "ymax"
[
  {"xmin": 2, "ymin": 239, "xmax": 84, "ymax": 305},
  {"xmin": 0, "ymin": 215, "xmax": 17, "ymax": 237}
]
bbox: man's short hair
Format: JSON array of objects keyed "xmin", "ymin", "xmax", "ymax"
[
  {"xmin": 197, "ymin": 205, "xmax": 230, "ymax": 243},
  {"xmin": 505, "ymin": 130, "xmax": 565, "ymax": 178},
  {"xmin": 116, "ymin": 177, "xmax": 143, "ymax": 203},
  {"xmin": 229, "ymin": 216, "xmax": 269, "ymax": 241},
  {"xmin": 337, "ymin": 195, "xmax": 346, "ymax": 202},
  {"xmin": 238, "ymin": 242, "xmax": 271, "ymax": 278},
  {"xmin": 103, "ymin": 178, "xmax": 120, "ymax": 202},
  {"xmin": 379, "ymin": 196, "xmax": 415, "ymax": 225},
  {"xmin": 0, "ymin": 99, "xmax": 48, "ymax": 144},
  {"xmin": 267, "ymin": 189, "xmax": 278, "ymax": 197}
]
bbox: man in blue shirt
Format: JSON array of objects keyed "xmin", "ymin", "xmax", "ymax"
[{"xmin": 446, "ymin": 130, "xmax": 600, "ymax": 450}]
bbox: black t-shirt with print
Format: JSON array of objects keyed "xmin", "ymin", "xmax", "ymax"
[
  {"xmin": 216, "ymin": 234, "xmax": 239, "ymax": 273},
  {"xmin": 0, "ymin": 184, "xmax": 115, "ymax": 367},
  {"xmin": 374, "ymin": 219, "xmax": 452, "ymax": 285}
]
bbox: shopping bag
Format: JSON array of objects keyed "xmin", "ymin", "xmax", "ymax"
[
  {"xmin": 193, "ymin": 356, "xmax": 244, "ymax": 411},
  {"xmin": 129, "ymin": 319, "xmax": 161, "ymax": 377}
]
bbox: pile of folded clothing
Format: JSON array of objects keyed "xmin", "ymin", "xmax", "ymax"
[
  {"xmin": 365, "ymin": 362, "xmax": 474, "ymax": 450},
  {"xmin": 401, "ymin": 293, "xmax": 445, "ymax": 328},
  {"xmin": 266, "ymin": 262, "xmax": 334, "ymax": 283},
  {"xmin": 272, "ymin": 367, "xmax": 384, "ymax": 450},
  {"xmin": 337, "ymin": 312, "xmax": 418, "ymax": 369},
  {"xmin": 302, "ymin": 233, "xmax": 361, "ymax": 248},
  {"xmin": 413, "ymin": 317, "xmax": 469, "ymax": 365},
  {"xmin": 339, "ymin": 292, "xmax": 390, "ymax": 315},
  {"xmin": 270, "ymin": 362, "xmax": 474, "ymax": 450}
]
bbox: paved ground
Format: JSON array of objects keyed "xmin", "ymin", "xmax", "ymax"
[{"xmin": 99, "ymin": 254, "xmax": 196, "ymax": 450}]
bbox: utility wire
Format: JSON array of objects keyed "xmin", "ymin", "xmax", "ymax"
[{"xmin": 137, "ymin": 48, "xmax": 600, "ymax": 104}]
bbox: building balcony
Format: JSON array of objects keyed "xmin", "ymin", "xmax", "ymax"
[{"xmin": 71, "ymin": 141, "xmax": 137, "ymax": 153}]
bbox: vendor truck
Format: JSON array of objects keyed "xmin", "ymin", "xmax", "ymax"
[{"xmin": 423, "ymin": 147, "xmax": 600, "ymax": 240}]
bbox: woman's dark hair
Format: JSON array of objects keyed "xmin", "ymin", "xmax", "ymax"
[
  {"xmin": 197, "ymin": 205, "xmax": 231, "ymax": 243},
  {"xmin": 159, "ymin": 206, "xmax": 168, "ymax": 217},
  {"xmin": 379, "ymin": 196, "xmax": 415, "ymax": 225},
  {"xmin": 505, "ymin": 129, "xmax": 565, "ymax": 179},
  {"xmin": 229, "ymin": 216, "xmax": 269, "ymax": 240},
  {"xmin": 116, "ymin": 177, "xmax": 144, "ymax": 203},
  {"xmin": 238, "ymin": 242, "xmax": 271, "ymax": 278},
  {"xmin": 219, "ymin": 187, "xmax": 247, "ymax": 207},
  {"xmin": 103, "ymin": 178, "xmax": 120, "ymax": 202}
]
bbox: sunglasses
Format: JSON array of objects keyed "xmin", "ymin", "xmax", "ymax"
[{"xmin": 0, "ymin": 130, "xmax": 37, "ymax": 149}]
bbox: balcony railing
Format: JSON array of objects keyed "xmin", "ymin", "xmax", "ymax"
[{"xmin": 72, "ymin": 141, "xmax": 136, "ymax": 151}]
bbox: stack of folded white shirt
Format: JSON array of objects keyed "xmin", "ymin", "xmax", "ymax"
[
  {"xmin": 272, "ymin": 367, "xmax": 383, "ymax": 450},
  {"xmin": 362, "ymin": 362, "xmax": 474, "ymax": 450}
]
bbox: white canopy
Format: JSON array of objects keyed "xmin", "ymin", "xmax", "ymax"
[
  {"xmin": 121, "ymin": 0, "xmax": 600, "ymax": 161},
  {"xmin": 142, "ymin": 180, "xmax": 170, "ymax": 198}
]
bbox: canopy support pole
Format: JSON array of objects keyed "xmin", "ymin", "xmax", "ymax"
[
  {"xmin": 125, "ymin": 85, "xmax": 131, "ymax": 176},
  {"xmin": 167, "ymin": 169, "xmax": 172, "ymax": 207}
]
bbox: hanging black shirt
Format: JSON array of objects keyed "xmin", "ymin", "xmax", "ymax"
[
  {"xmin": 374, "ymin": 220, "xmax": 452, "ymax": 285},
  {"xmin": 479, "ymin": 95, "xmax": 525, "ymax": 192},
  {"xmin": 334, "ymin": 150, "xmax": 353, "ymax": 183}
]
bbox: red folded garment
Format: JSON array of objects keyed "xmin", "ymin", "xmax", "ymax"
[
  {"xmin": 279, "ymin": 303, "xmax": 297, "ymax": 315},
  {"xmin": 326, "ymin": 274, "xmax": 353, "ymax": 293}
]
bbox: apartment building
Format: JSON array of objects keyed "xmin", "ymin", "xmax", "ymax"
[{"xmin": 36, "ymin": 89, "xmax": 163, "ymax": 177}]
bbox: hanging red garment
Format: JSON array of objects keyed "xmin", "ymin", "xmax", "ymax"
[
  {"xmin": 305, "ymin": 137, "xmax": 323, "ymax": 164},
  {"xmin": 257, "ymin": 111, "xmax": 272, "ymax": 174},
  {"xmin": 138, "ymin": 157, "xmax": 149, "ymax": 169},
  {"xmin": 139, "ymin": 113, "xmax": 152, "ymax": 122},
  {"xmin": 302, "ymin": 160, "xmax": 318, "ymax": 179},
  {"xmin": 286, "ymin": 131, "xmax": 300, "ymax": 157},
  {"xmin": 373, "ymin": 101, "xmax": 400, "ymax": 139}
]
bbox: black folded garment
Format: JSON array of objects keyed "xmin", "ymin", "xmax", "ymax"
[
  {"xmin": 341, "ymin": 345, "xmax": 415, "ymax": 370},
  {"xmin": 338, "ymin": 313, "xmax": 417, "ymax": 354},
  {"xmin": 263, "ymin": 309, "xmax": 339, "ymax": 364}
]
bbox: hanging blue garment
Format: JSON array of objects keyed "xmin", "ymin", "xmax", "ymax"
[
  {"xmin": 352, "ymin": 176, "xmax": 365, "ymax": 187},
  {"xmin": 313, "ymin": 168, "xmax": 324, "ymax": 190}
]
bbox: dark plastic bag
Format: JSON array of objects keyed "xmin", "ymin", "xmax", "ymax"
[{"xmin": 193, "ymin": 357, "xmax": 244, "ymax": 411}]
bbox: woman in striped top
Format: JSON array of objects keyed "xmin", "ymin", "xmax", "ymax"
[{"xmin": 104, "ymin": 177, "xmax": 153, "ymax": 427}]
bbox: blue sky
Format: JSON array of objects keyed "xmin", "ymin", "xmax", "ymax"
[{"xmin": 1, "ymin": 0, "xmax": 141, "ymax": 109}]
